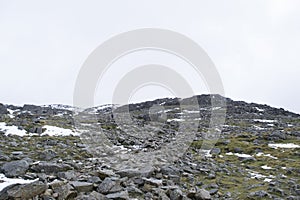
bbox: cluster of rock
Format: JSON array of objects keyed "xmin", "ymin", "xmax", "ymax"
[{"xmin": 0, "ymin": 95, "xmax": 299, "ymax": 199}]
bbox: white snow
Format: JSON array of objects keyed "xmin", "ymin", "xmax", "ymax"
[
  {"xmin": 0, "ymin": 173, "xmax": 38, "ymax": 191},
  {"xmin": 264, "ymin": 178, "xmax": 273, "ymax": 182},
  {"xmin": 41, "ymin": 125, "xmax": 78, "ymax": 136},
  {"xmin": 225, "ymin": 152, "xmax": 253, "ymax": 158},
  {"xmin": 261, "ymin": 165, "xmax": 273, "ymax": 170},
  {"xmin": 249, "ymin": 171, "xmax": 266, "ymax": 179},
  {"xmin": 255, "ymin": 107, "xmax": 265, "ymax": 112},
  {"xmin": 254, "ymin": 119, "xmax": 277, "ymax": 123},
  {"xmin": 0, "ymin": 122, "xmax": 27, "ymax": 136},
  {"xmin": 183, "ymin": 110, "xmax": 200, "ymax": 114},
  {"xmin": 7, "ymin": 109, "xmax": 15, "ymax": 118},
  {"xmin": 268, "ymin": 143, "xmax": 300, "ymax": 149},
  {"xmin": 253, "ymin": 125, "xmax": 266, "ymax": 130},
  {"xmin": 167, "ymin": 118, "xmax": 185, "ymax": 122},
  {"xmin": 255, "ymin": 152, "xmax": 278, "ymax": 159}
]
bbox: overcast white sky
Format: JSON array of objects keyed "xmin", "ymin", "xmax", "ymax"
[{"xmin": 0, "ymin": 0, "xmax": 300, "ymax": 113}]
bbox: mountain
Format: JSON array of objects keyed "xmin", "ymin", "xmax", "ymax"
[{"xmin": 0, "ymin": 95, "xmax": 299, "ymax": 199}]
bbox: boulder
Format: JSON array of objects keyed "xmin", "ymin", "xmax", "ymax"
[{"xmin": 1, "ymin": 160, "xmax": 29, "ymax": 178}]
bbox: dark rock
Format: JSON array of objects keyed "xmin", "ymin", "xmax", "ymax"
[
  {"xmin": 70, "ymin": 181, "xmax": 94, "ymax": 193},
  {"xmin": 210, "ymin": 148, "xmax": 221, "ymax": 155},
  {"xmin": 39, "ymin": 149, "xmax": 57, "ymax": 161},
  {"xmin": 31, "ymin": 162, "xmax": 73, "ymax": 174},
  {"xmin": 75, "ymin": 191, "xmax": 108, "ymax": 200},
  {"xmin": 97, "ymin": 177, "xmax": 122, "ymax": 194},
  {"xmin": 0, "ymin": 181, "xmax": 47, "ymax": 199},
  {"xmin": 195, "ymin": 189, "xmax": 211, "ymax": 200},
  {"xmin": 248, "ymin": 190, "xmax": 270, "ymax": 198},
  {"xmin": 169, "ymin": 188, "xmax": 184, "ymax": 200},
  {"xmin": 0, "ymin": 104, "xmax": 8, "ymax": 115},
  {"xmin": 1, "ymin": 160, "xmax": 29, "ymax": 177},
  {"xmin": 106, "ymin": 191, "xmax": 129, "ymax": 200},
  {"xmin": 50, "ymin": 181, "xmax": 77, "ymax": 200}
]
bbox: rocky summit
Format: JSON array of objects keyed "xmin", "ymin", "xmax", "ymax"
[{"xmin": 0, "ymin": 94, "xmax": 299, "ymax": 200}]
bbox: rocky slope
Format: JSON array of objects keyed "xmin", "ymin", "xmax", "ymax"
[{"xmin": 0, "ymin": 95, "xmax": 299, "ymax": 200}]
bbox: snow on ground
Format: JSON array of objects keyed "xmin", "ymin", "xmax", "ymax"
[
  {"xmin": 254, "ymin": 119, "xmax": 277, "ymax": 123},
  {"xmin": 183, "ymin": 110, "xmax": 200, "ymax": 114},
  {"xmin": 255, "ymin": 107, "xmax": 265, "ymax": 112},
  {"xmin": 7, "ymin": 109, "xmax": 15, "ymax": 118},
  {"xmin": 268, "ymin": 143, "xmax": 300, "ymax": 149},
  {"xmin": 167, "ymin": 118, "xmax": 185, "ymax": 122},
  {"xmin": 0, "ymin": 122, "xmax": 27, "ymax": 136},
  {"xmin": 261, "ymin": 165, "xmax": 273, "ymax": 170},
  {"xmin": 253, "ymin": 125, "xmax": 266, "ymax": 130},
  {"xmin": 225, "ymin": 152, "xmax": 253, "ymax": 158},
  {"xmin": 0, "ymin": 173, "xmax": 38, "ymax": 191},
  {"xmin": 41, "ymin": 125, "xmax": 78, "ymax": 136},
  {"xmin": 255, "ymin": 152, "xmax": 278, "ymax": 159}
]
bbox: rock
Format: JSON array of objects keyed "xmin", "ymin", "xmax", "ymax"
[
  {"xmin": 106, "ymin": 191, "xmax": 129, "ymax": 200},
  {"xmin": 1, "ymin": 160, "xmax": 29, "ymax": 177},
  {"xmin": 97, "ymin": 177, "xmax": 123, "ymax": 194},
  {"xmin": 50, "ymin": 181, "xmax": 77, "ymax": 200},
  {"xmin": 169, "ymin": 188, "xmax": 184, "ymax": 200},
  {"xmin": 0, "ymin": 104, "xmax": 8, "ymax": 115},
  {"xmin": 40, "ymin": 149, "xmax": 57, "ymax": 161},
  {"xmin": 269, "ymin": 131, "xmax": 287, "ymax": 140},
  {"xmin": 31, "ymin": 162, "xmax": 73, "ymax": 174},
  {"xmin": 75, "ymin": 191, "xmax": 108, "ymax": 200},
  {"xmin": 248, "ymin": 190, "xmax": 270, "ymax": 198},
  {"xmin": 210, "ymin": 148, "xmax": 221, "ymax": 155},
  {"xmin": 209, "ymin": 189, "xmax": 218, "ymax": 195},
  {"xmin": 57, "ymin": 171, "xmax": 77, "ymax": 180},
  {"xmin": 97, "ymin": 169, "xmax": 116, "ymax": 179},
  {"xmin": 195, "ymin": 189, "xmax": 211, "ymax": 200},
  {"xmin": 116, "ymin": 167, "xmax": 154, "ymax": 178},
  {"xmin": 70, "ymin": 181, "xmax": 94, "ymax": 192},
  {"xmin": 143, "ymin": 178, "xmax": 163, "ymax": 186},
  {"xmin": 233, "ymin": 147, "xmax": 243, "ymax": 153},
  {"xmin": 0, "ymin": 181, "xmax": 47, "ymax": 199}
]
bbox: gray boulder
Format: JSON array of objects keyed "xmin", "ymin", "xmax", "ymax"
[
  {"xmin": 1, "ymin": 160, "xmax": 29, "ymax": 178},
  {"xmin": 0, "ymin": 181, "xmax": 47, "ymax": 200}
]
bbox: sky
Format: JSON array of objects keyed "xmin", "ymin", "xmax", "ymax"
[{"xmin": 0, "ymin": 0, "xmax": 300, "ymax": 113}]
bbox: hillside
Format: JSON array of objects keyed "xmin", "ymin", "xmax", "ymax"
[{"xmin": 0, "ymin": 95, "xmax": 299, "ymax": 199}]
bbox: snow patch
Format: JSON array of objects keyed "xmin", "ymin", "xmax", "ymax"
[
  {"xmin": 261, "ymin": 165, "xmax": 273, "ymax": 170},
  {"xmin": 255, "ymin": 152, "xmax": 278, "ymax": 159},
  {"xmin": 0, "ymin": 122, "xmax": 27, "ymax": 136},
  {"xmin": 0, "ymin": 173, "xmax": 38, "ymax": 191},
  {"xmin": 42, "ymin": 125, "xmax": 78, "ymax": 136},
  {"xmin": 254, "ymin": 119, "xmax": 277, "ymax": 123},
  {"xmin": 225, "ymin": 152, "xmax": 253, "ymax": 158},
  {"xmin": 167, "ymin": 118, "xmax": 185, "ymax": 122},
  {"xmin": 255, "ymin": 107, "xmax": 264, "ymax": 112},
  {"xmin": 7, "ymin": 109, "xmax": 15, "ymax": 118},
  {"xmin": 268, "ymin": 143, "xmax": 300, "ymax": 149}
]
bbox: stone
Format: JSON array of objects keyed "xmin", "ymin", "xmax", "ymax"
[
  {"xmin": 75, "ymin": 191, "xmax": 108, "ymax": 200},
  {"xmin": 50, "ymin": 181, "xmax": 77, "ymax": 200},
  {"xmin": 97, "ymin": 177, "xmax": 122, "ymax": 194},
  {"xmin": 143, "ymin": 178, "xmax": 163, "ymax": 186},
  {"xmin": 1, "ymin": 160, "xmax": 29, "ymax": 177},
  {"xmin": 0, "ymin": 181, "xmax": 47, "ymax": 199},
  {"xmin": 195, "ymin": 189, "xmax": 211, "ymax": 200},
  {"xmin": 31, "ymin": 162, "xmax": 73, "ymax": 174},
  {"xmin": 70, "ymin": 181, "xmax": 94, "ymax": 192},
  {"xmin": 169, "ymin": 188, "xmax": 184, "ymax": 200},
  {"xmin": 106, "ymin": 191, "xmax": 129, "ymax": 200},
  {"xmin": 40, "ymin": 149, "xmax": 57, "ymax": 161},
  {"xmin": 248, "ymin": 190, "xmax": 270, "ymax": 198}
]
